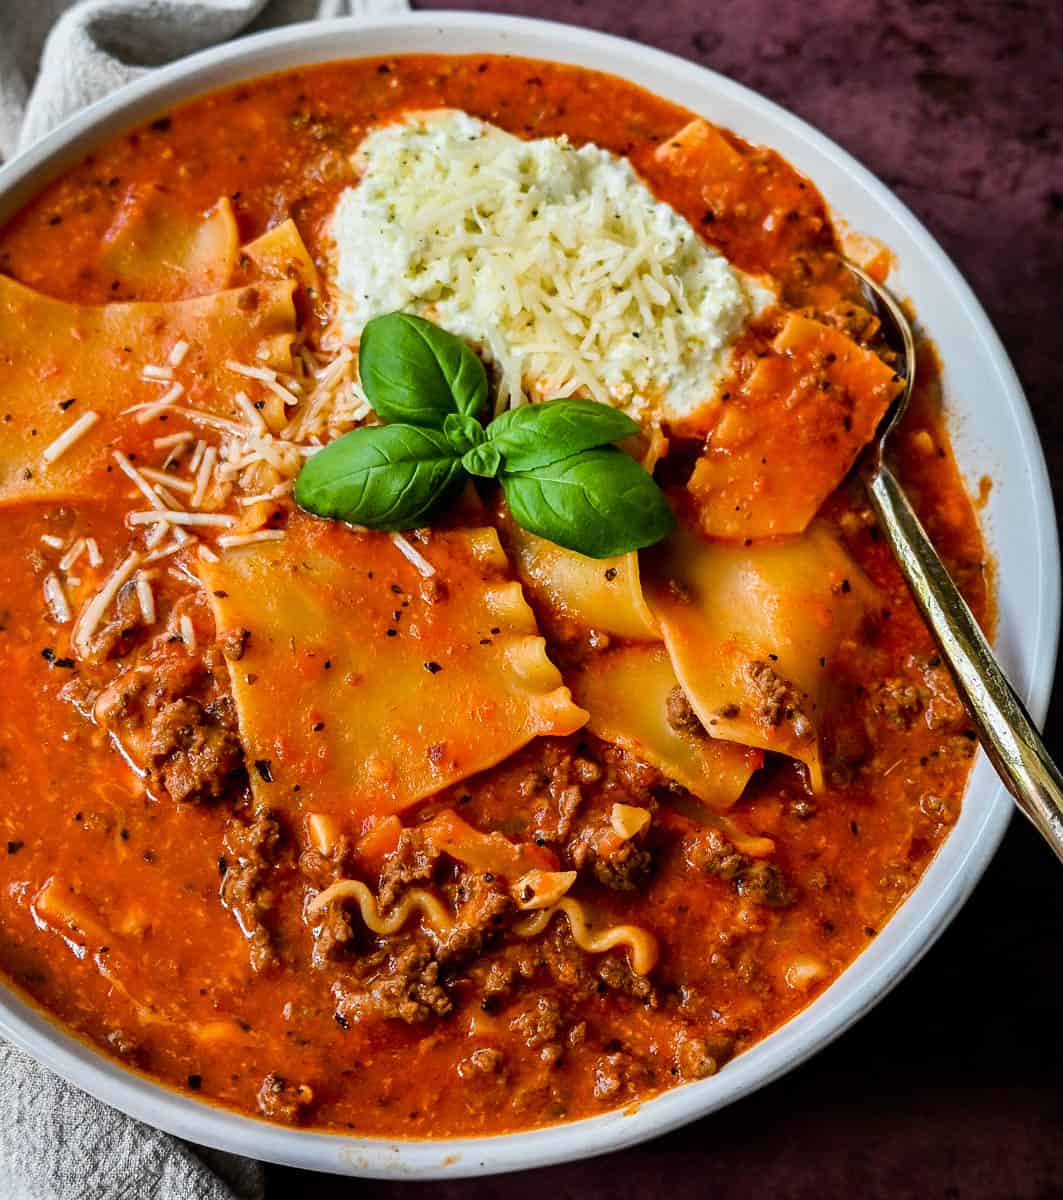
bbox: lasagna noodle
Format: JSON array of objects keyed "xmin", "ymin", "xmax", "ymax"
[
  {"xmin": 406, "ymin": 809, "xmax": 558, "ymax": 881},
  {"xmin": 568, "ymin": 643, "xmax": 761, "ymax": 810},
  {"xmin": 99, "ymin": 192, "xmax": 239, "ymax": 300},
  {"xmin": 502, "ymin": 519, "xmax": 657, "ymax": 640},
  {"xmin": 240, "ymin": 219, "xmax": 322, "ymax": 297},
  {"xmin": 33, "ymin": 879, "xmax": 248, "ymax": 1041},
  {"xmin": 310, "ymin": 879, "xmax": 654, "ymax": 974},
  {"xmin": 645, "ymin": 522, "xmax": 877, "ymax": 790},
  {"xmin": 688, "ymin": 311, "xmax": 903, "ymax": 538},
  {"xmin": 308, "ymin": 879, "xmax": 453, "ymax": 936},
  {"xmin": 513, "ymin": 898, "xmax": 659, "ymax": 976},
  {"xmin": 198, "ymin": 515, "xmax": 588, "ymax": 822},
  {"xmin": 0, "ymin": 274, "xmax": 297, "ymax": 506}
]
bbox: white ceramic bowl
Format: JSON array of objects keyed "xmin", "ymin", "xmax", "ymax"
[{"xmin": 0, "ymin": 12, "xmax": 1056, "ymax": 1180}]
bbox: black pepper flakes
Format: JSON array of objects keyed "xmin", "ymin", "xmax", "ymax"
[
  {"xmin": 254, "ymin": 759, "xmax": 274, "ymax": 783},
  {"xmin": 424, "ymin": 661, "xmax": 442, "ymax": 674},
  {"xmin": 604, "ymin": 567, "xmax": 618, "ymax": 581},
  {"xmin": 7, "ymin": 841, "xmax": 23, "ymax": 855},
  {"xmin": 186, "ymin": 1074, "xmax": 202, "ymax": 1090}
]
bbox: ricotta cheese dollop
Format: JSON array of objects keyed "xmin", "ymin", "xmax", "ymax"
[{"xmin": 331, "ymin": 110, "xmax": 769, "ymax": 422}]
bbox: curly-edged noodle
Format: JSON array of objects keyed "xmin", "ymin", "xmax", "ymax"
[
  {"xmin": 0, "ymin": 274, "xmax": 297, "ymax": 506},
  {"xmin": 514, "ymin": 898, "xmax": 658, "ymax": 976},
  {"xmin": 100, "ymin": 191, "xmax": 239, "ymax": 300},
  {"xmin": 644, "ymin": 521, "xmax": 878, "ymax": 791},
  {"xmin": 198, "ymin": 515, "xmax": 588, "ymax": 823},
  {"xmin": 307, "ymin": 879, "xmax": 454, "ymax": 937},
  {"xmin": 500, "ymin": 514, "xmax": 658, "ymax": 640},
  {"xmin": 568, "ymin": 642, "xmax": 762, "ymax": 810}
]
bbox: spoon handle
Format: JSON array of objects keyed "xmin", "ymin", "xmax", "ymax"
[{"xmin": 865, "ymin": 463, "xmax": 1063, "ymax": 861}]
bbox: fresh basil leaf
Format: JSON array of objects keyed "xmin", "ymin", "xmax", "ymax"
[
  {"xmin": 443, "ymin": 412, "xmax": 486, "ymax": 456},
  {"xmin": 487, "ymin": 398, "xmax": 641, "ymax": 473},
  {"xmin": 295, "ymin": 423, "xmax": 464, "ymax": 531},
  {"xmin": 462, "ymin": 443, "xmax": 503, "ymax": 479},
  {"xmin": 359, "ymin": 312, "xmax": 488, "ymax": 427},
  {"xmin": 501, "ymin": 447, "xmax": 674, "ymax": 558}
]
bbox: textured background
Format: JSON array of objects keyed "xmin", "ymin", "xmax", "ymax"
[{"xmin": 270, "ymin": 2, "xmax": 1063, "ymax": 1195}]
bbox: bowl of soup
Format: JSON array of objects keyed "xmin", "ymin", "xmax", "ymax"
[{"xmin": 0, "ymin": 11, "xmax": 1056, "ymax": 1179}]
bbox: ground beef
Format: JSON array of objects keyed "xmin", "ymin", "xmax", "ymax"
[
  {"xmin": 256, "ymin": 1073, "xmax": 313, "ymax": 1123},
  {"xmin": 597, "ymin": 954, "xmax": 658, "ymax": 1007},
  {"xmin": 335, "ymin": 934, "xmax": 452, "ymax": 1025},
  {"xmin": 675, "ymin": 1031, "xmax": 734, "ymax": 1081},
  {"xmin": 478, "ymin": 958, "xmax": 519, "ymax": 1011},
  {"xmin": 665, "ymin": 686, "xmax": 705, "ymax": 740},
  {"xmin": 521, "ymin": 743, "xmax": 597, "ymax": 843},
  {"xmin": 457, "ymin": 1047, "xmax": 505, "ymax": 1079},
  {"xmin": 746, "ymin": 660, "xmax": 794, "ymax": 727},
  {"xmin": 510, "ymin": 995, "xmax": 567, "ymax": 1065},
  {"xmin": 148, "ymin": 697, "xmax": 244, "ymax": 804},
  {"xmin": 521, "ymin": 922, "xmax": 588, "ymax": 996},
  {"xmin": 377, "ymin": 829, "xmax": 441, "ymax": 909},
  {"xmin": 310, "ymin": 899, "xmax": 354, "ymax": 969},
  {"xmin": 437, "ymin": 872, "xmax": 513, "ymax": 967},
  {"xmin": 685, "ymin": 829, "xmax": 794, "ymax": 908},
  {"xmin": 873, "ymin": 676, "xmax": 923, "ymax": 729},
  {"xmin": 220, "ymin": 811, "xmax": 282, "ymax": 972},
  {"xmin": 87, "ymin": 606, "xmax": 244, "ymax": 806},
  {"xmin": 592, "ymin": 1051, "xmax": 633, "ymax": 1102},
  {"xmin": 510, "ymin": 995, "xmax": 564, "ymax": 1048},
  {"xmin": 298, "ymin": 840, "xmax": 352, "ymax": 891},
  {"xmin": 684, "ymin": 829, "xmax": 747, "ymax": 881},
  {"xmin": 916, "ymin": 656, "xmax": 968, "ymax": 731},
  {"xmin": 735, "ymin": 861, "xmax": 795, "ymax": 908},
  {"xmin": 220, "ymin": 627, "xmax": 250, "ymax": 662},
  {"xmin": 591, "ymin": 839, "xmax": 653, "ymax": 891}
]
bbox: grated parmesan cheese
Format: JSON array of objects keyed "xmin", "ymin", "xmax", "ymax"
[
  {"xmin": 42, "ymin": 411, "xmax": 100, "ymax": 464},
  {"xmin": 390, "ymin": 532, "xmax": 435, "ymax": 577},
  {"xmin": 331, "ymin": 110, "xmax": 773, "ymax": 420},
  {"xmin": 43, "ymin": 573, "xmax": 71, "ymax": 624}
]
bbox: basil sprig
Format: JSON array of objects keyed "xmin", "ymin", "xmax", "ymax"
[{"xmin": 295, "ymin": 313, "xmax": 674, "ymax": 558}]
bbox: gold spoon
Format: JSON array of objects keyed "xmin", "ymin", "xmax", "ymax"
[{"xmin": 845, "ymin": 259, "xmax": 1063, "ymax": 861}]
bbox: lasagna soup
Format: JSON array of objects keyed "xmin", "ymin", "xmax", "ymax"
[{"xmin": 0, "ymin": 56, "xmax": 989, "ymax": 1135}]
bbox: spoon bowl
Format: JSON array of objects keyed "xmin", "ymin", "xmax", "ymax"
[{"xmin": 842, "ymin": 258, "xmax": 1063, "ymax": 863}]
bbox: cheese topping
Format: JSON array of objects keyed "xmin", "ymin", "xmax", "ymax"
[{"xmin": 331, "ymin": 110, "xmax": 770, "ymax": 422}]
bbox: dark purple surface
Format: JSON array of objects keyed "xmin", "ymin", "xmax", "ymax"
[{"xmin": 268, "ymin": 3, "xmax": 1063, "ymax": 1195}]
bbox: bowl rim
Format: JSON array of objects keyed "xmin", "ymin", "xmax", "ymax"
[{"xmin": 0, "ymin": 10, "xmax": 1057, "ymax": 1180}]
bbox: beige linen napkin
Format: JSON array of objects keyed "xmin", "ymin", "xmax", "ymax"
[{"xmin": 0, "ymin": 0, "xmax": 407, "ymax": 1195}]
